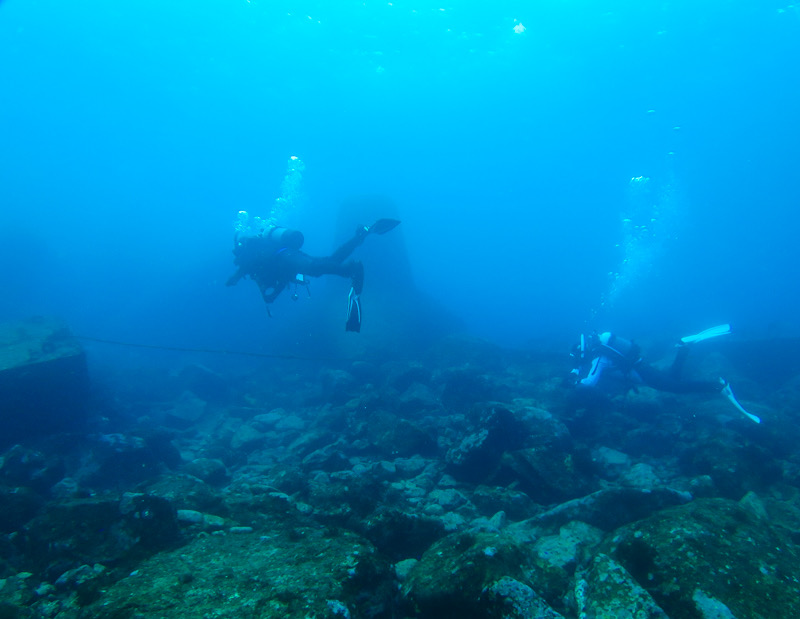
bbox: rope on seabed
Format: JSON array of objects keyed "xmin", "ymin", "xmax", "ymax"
[{"xmin": 75, "ymin": 335, "xmax": 348, "ymax": 362}]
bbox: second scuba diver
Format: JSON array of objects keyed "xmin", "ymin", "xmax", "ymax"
[{"xmin": 569, "ymin": 324, "xmax": 761, "ymax": 423}]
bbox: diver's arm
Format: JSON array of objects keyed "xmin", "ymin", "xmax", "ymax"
[
  {"xmin": 579, "ymin": 355, "xmax": 609, "ymax": 388},
  {"xmin": 226, "ymin": 268, "xmax": 246, "ymax": 287}
]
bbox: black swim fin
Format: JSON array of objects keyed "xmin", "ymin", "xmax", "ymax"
[
  {"xmin": 367, "ymin": 218, "xmax": 401, "ymax": 235},
  {"xmin": 345, "ymin": 287, "xmax": 362, "ymax": 333}
]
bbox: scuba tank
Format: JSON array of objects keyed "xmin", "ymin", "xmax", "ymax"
[
  {"xmin": 264, "ymin": 226, "xmax": 304, "ymax": 251},
  {"xmin": 233, "ymin": 226, "xmax": 305, "ymax": 267},
  {"xmin": 597, "ymin": 332, "xmax": 642, "ymax": 368}
]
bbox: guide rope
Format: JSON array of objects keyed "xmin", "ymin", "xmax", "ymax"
[{"xmin": 76, "ymin": 335, "xmax": 346, "ymax": 362}]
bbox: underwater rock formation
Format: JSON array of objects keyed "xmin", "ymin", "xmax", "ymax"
[
  {"xmin": 0, "ymin": 318, "xmax": 89, "ymax": 447},
  {"xmin": 2, "ymin": 332, "xmax": 800, "ymax": 617}
]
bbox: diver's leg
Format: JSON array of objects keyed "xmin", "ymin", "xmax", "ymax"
[
  {"xmin": 668, "ymin": 345, "xmax": 691, "ymax": 380},
  {"xmin": 637, "ymin": 363, "xmax": 720, "ymax": 394},
  {"xmin": 637, "ymin": 363, "xmax": 685, "ymax": 392},
  {"xmin": 299, "ymin": 256, "xmax": 362, "ymax": 284},
  {"xmin": 294, "ymin": 255, "xmax": 365, "ymax": 331},
  {"xmin": 329, "ymin": 228, "xmax": 369, "ymax": 264},
  {"xmin": 342, "ymin": 260, "xmax": 364, "ymax": 332}
]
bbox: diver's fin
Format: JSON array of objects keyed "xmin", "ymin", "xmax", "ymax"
[
  {"xmin": 720, "ymin": 379, "xmax": 761, "ymax": 424},
  {"xmin": 367, "ymin": 218, "xmax": 401, "ymax": 235},
  {"xmin": 680, "ymin": 324, "xmax": 731, "ymax": 345},
  {"xmin": 345, "ymin": 288, "xmax": 362, "ymax": 333}
]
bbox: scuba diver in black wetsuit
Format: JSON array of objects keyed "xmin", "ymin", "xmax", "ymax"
[
  {"xmin": 569, "ymin": 325, "xmax": 761, "ymax": 423},
  {"xmin": 226, "ymin": 218, "xmax": 400, "ymax": 332}
]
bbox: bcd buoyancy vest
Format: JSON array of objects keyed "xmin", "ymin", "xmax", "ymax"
[{"xmin": 597, "ymin": 332, "xmax": 642, "ymax": 370}]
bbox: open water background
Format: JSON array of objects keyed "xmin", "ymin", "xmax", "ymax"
[{"xmin": 1, "ymin": 0, "xmax": 798, "ymax": 360}]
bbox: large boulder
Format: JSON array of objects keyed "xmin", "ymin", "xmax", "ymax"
[
  {"xmin": 403, "ymin": 530, "xmax": 565, "ymax": 618},
  {"xmin": 12, "ymin": 494, "xmax": 181, "ymax": 574},
  {"xmin": 0, "ymin": 318, "xmax": 89, "ymax": 447},
  {"xmin": 77, "ymin": 525, "xmax": 393, "ymax": 619},
  {"xmin": 603, "ymin": 497, "xmax": 800, "ymax": 618},
  {"xmin": 574, "ymin": 553, "xmax": 668, "ymax": 618}
]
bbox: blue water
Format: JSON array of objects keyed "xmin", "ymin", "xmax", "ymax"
[{"xmin": 1, "ymin": 0, "xmax": 798, "ymax": 356}]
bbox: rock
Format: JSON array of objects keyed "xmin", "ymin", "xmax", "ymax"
[
  {"xmin": 350, "ymin": 360, "xmax": 380, "ymax": 384},
  {"xmin": 394, "ymin": 558, "xmax": 418, "ymax": 582},
  {"xmin": 427, "ymin": 488, "xmax": 467, "ymax": 510},
  {"xmin": 54, "ymin": 563, "xmax": 107, "ymax": 604},
  {"xmin": 83, "ymin": 433, "xmax": 164, "ymax": 489},
  {"xmin": 527, "ymin": 521, "xmax": 605, "ymax": 609},
  {"xmin": 437, "ymin": 473, "xmax": 457, "ymax": 488},
  {"xmin": 0, "ymin": 444, "xmax": 65, "ymax": 492},
  {"xmin": 472, "ymin": 485, "xmax": 538, "ymax": 521},
  {"xmin": 514, "ymin": 404, "xmax": 571, "ymax": 448},
  {"xmin": 118, "ymin": 493, "xmax": 181, "ymax": 550},
  {"xmin": 396, "ymin": 382, "xmax": 441, "ymax": 415},
  {"xmin": 388, "ymin": 363, "xmax": 432, "ymax": 392},
  {"xmin": 376, "ymin": 460, "xmax": 397, "ymax": 477},
  {"xmin": 19, "ymin": 494, "xmax": 178, "ymax": 570},
  {"xmin": 574, "ymin": 553, "xmax": 668, "ymax": 618},
  {"xmin": 404, "ymin": 530, "xmax": 532, "ymax": 618},
  {"xmin": 692, "ymin": 589, "xmax": 740, "ymax": 619},
  {"xmin": 689, "ymin": 474, "xmax": 716, "ymax": 498},
  {"xmin": 362, "ymin": 509, "xmax": 446, "ymax": 561},
  {"xmin": 163, "ymin": 391, "xmax": 207, "ymax": 428},
  {"xmin": 482, "ymin": 577, "xmax": 565, "ymax": 619},
  {"xmin": 604, "ymin": 498, "xmax": 800, "ymax": 618},
  {"xmin": 202, "ymin": 514, "xmax": 225, "ymax": 530},
  {"xmin": 302, "ymin": 442, "xmax": 351, "ymax": 472},
  {"xmin": 229, "ymin": 423, "xmax": 266, "ymax": 452},
  {"xmin": 228, "ymin": 526, "xmax": 253, "ymax": 534},
  {"xmin": 319, "ymin": 369, "xmax": 358, "ymax": 404},
  {"xmin": 621, "ymin": 462, "xmax": 661, "ymax": 489},
  {"xmin": 440, "ymin": 369, "xmax": 502, "ymax": 412},
  {"xmin": 387, "ymin": 420, "xmax": 438, "ymax": 458},
  {"xmin": 0, "ymin": 485, "xmax": 43, "ymax": 533},
  {"xmin": 142, "ymin": 473, "xmax": 224, "ymax": 513},
  {"xmin": 19, "ymin": 498, "xmax": 125, "ymax": 568},
  {"xmin": 520, "ymin": 486, "xmax": 693, "ymax": 532},
  {"xmin": 76, "ymin": 526, "xmax": 393, "ymax": 619},
  {"xmin": 493, "ymin": 446, "xmax": 596, "ymax": 505},
  {"xmin": 51, "ymin": 476, "xmax": 82, "ymax": 499},
  {"xmin": 394, "ymin": 456, "xmax": 429, "ymax": 476},
  {"xmin": 678, "ymin": 432, "xmax": 782, "ymax": 499},
  {"xmin": 488, "ymin": 510, "xmax": 507, "ymax": 530},
  {"xmin": 0, "ymin": 574, "xmax": 36, "ymax": 615},
  {"xmin": 0, "ymin": 318, "xmax": 89, "ymax": 448},
  {"xmin": 445, "ymin": 406, "xmax": 528, "ymax": 483},
  {"xmin": 739, "ymin": 490, "xmax": 769, "ymax": 521},
  {"xmin": 183, "ymin": 458, "xmax": 229, "ymax": 485},
  {"xmin": 276, "ymin": 415, "xmax": 306, "ymax": 432},
  {"xmin": 251, "ymin": 409, "xmax": 284, "ymax": 430},
  {"xmin": 176, "ymin": 509, "xmax": 204, "ymax": 525},
  {"xmin": 591, "ymin": 446, "xmax": 632, "ymax": 479}
]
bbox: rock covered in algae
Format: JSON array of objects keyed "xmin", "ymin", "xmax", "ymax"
[
  {"xmin": 403, "ymin": 529, "xmax": 566, "ymax": 618},
  {"xmin": 604, "ymin": 497, "xmax": 800, "ymax": 618},
  {"xmin": 574, "ymin": 553, "xmax": 668, "ymax": 618},
  {"xmin": 76, "ymin": 526, "xmax": 393, "ymax": 619}
]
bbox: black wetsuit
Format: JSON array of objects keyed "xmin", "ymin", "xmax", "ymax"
[
  {"xmin": 227, "ymin": 228, "xmax": 365, "ymax": 304},
  {"xmin": 576, "ymin": 334, "xmax": 721, "ymax": 395},
  {"xmin": 635, "ymin": 345, "xmax": 721, "ymax": 394}
]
